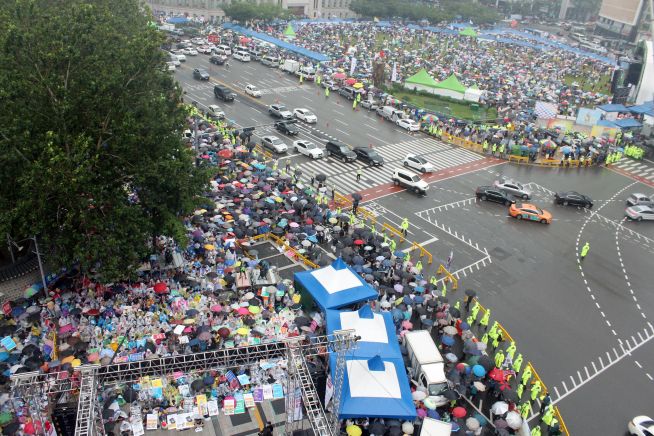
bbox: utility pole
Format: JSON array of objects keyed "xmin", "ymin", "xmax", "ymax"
[
  {"xmin": 6, "ymin": 233, "xmax": 15, "ymax": 263},
  {"xmin": 559, "ymin": 0, "xmax": 571, "ymax": 20},
  {"xmin": 33, "ymin": 236, "xmax": 48, "ymax": 295}
]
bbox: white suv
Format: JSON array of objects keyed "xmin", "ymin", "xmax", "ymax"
[{"xmin": 392, "ymin": 168, "xmax": 428, "ymax": 195}]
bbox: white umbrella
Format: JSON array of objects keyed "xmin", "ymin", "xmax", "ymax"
[
  {"xmin": 505, "ymin": 411, "xmax": 523, "ymax": 430},
  {"xmin": 466, "ymin": 417, "xmax": 480, "ymax": 431},
  {"xmin": 412, "ymin": 390, "xmax": 427, "ymax": 401},
  {"xmin": 491, "ymin": 401, "xmax": 509, "ymax": 415},
  {"xmin": 443, "ymin": 326, "xmax": 457, "ymax": 335},
  {"xmin": 473, "ymin": 381, "xmax": 487, "ymax": 392}
]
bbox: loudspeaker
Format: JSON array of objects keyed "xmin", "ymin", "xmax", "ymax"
[
  {"xmin": 625, "ymin": 62, "xmax": 643, "ymax": 86},
  {"xmin": 51, "ymin": 403, "xmax": 77, "ymax": 436}
]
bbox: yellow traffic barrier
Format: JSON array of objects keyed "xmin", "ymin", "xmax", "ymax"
[
  {"xmin": 553, "ymin": 406, "xmax": 570, "ymax": 436},
  {"xmin": 508, "ymin": 155, "xmax": 529, "ymax": 164},
  {"xmin": 436, "ymin": 264, "xmax": 458, "ymax": 290},
  {"xmin": 407, "ymin": 242, "xmax": 433, "ymax": 264},
  {"xmin": 267, "ymin": 233, "xmax": 319, "ymax": 269},
  {"xmin": 381, "ymin": 222, "xmax": 405, "ymax": 243},
  {"xmin": 474, "ymin": 300, "xmax": 513, "ymax": 343},
  {"xmin": 526, "ymin": 361, "xmax": 547, "ymax": 394}
]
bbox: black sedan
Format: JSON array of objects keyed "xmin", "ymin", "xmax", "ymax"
[
  {"xmin": 274, "ymin": 121, "xmax": 299, "ymax": 136},
  {"xmin": 554, "ymin": 191, "xmax": 593, "ymax": 208},
  {"xmin": 209, "ymin": 55, "xmax": 226, "ymax": 65},
  {"xmin": 475, "ymin": 186, "xmax": 515, "ymax": 206},
  {"xmin": 353, "ymin": 147, "xmax": 384, "ymax": 166}
]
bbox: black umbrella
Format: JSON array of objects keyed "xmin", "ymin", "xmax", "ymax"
[
  {"xmin": 478, "ymin": 355, "xmax": 494, "ymax": 371},
  {"xmin": 442, "ymin": 389, "xmax": 459, "ymax": 400},
  {"xmin": 295, "ymin": 316, "xmax": 311, "ymax": 327},
  {"xmin": 123, "ymin": 387, "xmax": 138, "ymax": 403},
  {"xmin": 465, "ymin": 289, "xmax": 477, "ymax": 298},
  {"xmin": 449, "ymin": 307, "xmax": 461, "ymax": 318},
  {"xmin": 369, "ymin": 422, "xmax": 386, "ymax": 435},
  {"xmin": 352, "ymin": 193, "xmax": 362, "ymax": 201},
  {"xmin": 191, "ymin": 379, "xmax": 205, "ymax": 393},
  {"xmin": 501, "ymin": 388, "xmax": 519, "ymax": 403},
  {"xmin": 24, "ymin": 356, "xmax": 43, "ymax": 370},
  {"xmin": 316, "ymin": 173, "xmax": 327, "ymax": 182}
]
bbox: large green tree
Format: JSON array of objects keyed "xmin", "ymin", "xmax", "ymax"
[
  {"xmin": 0, "ymin": 0, "xmax": 209, "ymax": 281},
  {"xmin": 349, "ymin": 0, "xmax": 500, "ymax": 24}
]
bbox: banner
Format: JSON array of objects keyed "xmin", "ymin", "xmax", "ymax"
[
  {"xmin": 576, "ymin": 108, "xmax": 603, "ymax": 126},
  {"xmin": 350, "ymin": 57, "xmax": 357, "ymax": 76},
  {"xmin": 391, "ymin": 62, "xmax": 398, "ymax": 82},
  {"xmin": 534, "ymin": 101, "xmax": 558, "ymax": 119}
]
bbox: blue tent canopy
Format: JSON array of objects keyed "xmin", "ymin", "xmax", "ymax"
[
  {"xmin": 330, "ymin": 354, "xmax": 417, "ymax": 420},
  {"xmin": 294, "ymin": 258, "xmax": 377, "ymax": 311},
  {"xmin": 628, "ymin": 101, "xmax": 654, "ymax": 114},
  {"xmin": 613, "ymin": 118, "xmax": 642, "ymax": 128},
  {"xmin": 596, "ymin": 119, "xmax": 618, "ymax": 127},
  {"xmin": 326, "ymin": 305, "xmax": 400, "ymax": 359},
  {"xmin": 166, "ymin": 17, "xmax": 189, "ymax": 24},
  {"xmin": 598, "ymin": 104, "xmax": 628, "ymax": 112},
  {"xmin": 222, "ymin": 24, "xmax": 330, "ymax": 62}
]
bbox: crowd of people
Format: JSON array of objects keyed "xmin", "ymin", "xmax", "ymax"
[
  {"xmin": 0, "ymin": 101, "xmax": 567, "ymax": 435},
  {"xmin": 258, "ymin": 21, "xmax": 614, "ymax": 118}
]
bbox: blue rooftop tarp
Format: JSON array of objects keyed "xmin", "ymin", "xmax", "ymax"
[
  {"xmin": 222, "ymin": 23, "xmax": 330, "ymax": 62},
  {"xmin": 598, "ymin": 104, "xmax": 628, "ymax": 112},
  {"xmin": 329, "ymin": 354, "xmax": 417, "ymax": 420},
  {"xmin": 293, "ymin": 258, "xmax": 377, "ymax": 311},
  {"xmin": 597, "ymin": 119, "xmax": 618, "ymax": 127},
  {"xmin": 613, "ymin": 118, "xmax": 642, "ymax": 128},
  {"xmin": 326, "ymin": 305, "xmax": 400, "ymax": 359}
]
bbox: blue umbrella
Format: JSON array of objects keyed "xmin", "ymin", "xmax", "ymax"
[
  {"xmin": 362, "ymin": 267, "xmax": 373, "ymax": 274},
  {"xmin": 460, "ymin": 322, "xmax": 470, "ymax": 330},
  {"xmin": 0, "ymin": 352, "xmax": 8, "ymax": 362},
  {"xmin": 307, "ymin": 235, "xmax": 318, "ymax": 243},
  {"xmin": 472, "ymin": 364, "xmax": 486, "ymax": 377},
  {"xmin": 394, "ymin": 251, "xmax": 406, "ymax": 258},
  {"xmin": 422, "ymin": 318, "xmax": 434, "ymax": 326},
  {"xmin": 441, "ymin": 335, "xmax": 455, "ymax": 346},
  {"xmin": 382, "ymin": 259, "xmax": 392, "ymax": 267},
  {"xmin": 391, "ymin": 308, "xmax": 403, "ymax": 321},
  {"xmin": 427, "ymin": 409, "xmax": 440, "ymax": 419},
  {"xmin": 353, "ymin": 265, "xmax": 363, "ymax": 273},
  {"xmin": 414, "ymin": 296, "xmax": 424, "ymax": 304},
  {"xmin": 414, "ymin": 286, "xmax": 425, "ymax": 293},
  {"xmin": 403, "ymin": 296, "xmax": 413, "ymax": 305}
]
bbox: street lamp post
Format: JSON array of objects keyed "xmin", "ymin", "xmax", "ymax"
[{"xmin": 7, "ymin": 235, "xmax": 48, "ymax": 295}]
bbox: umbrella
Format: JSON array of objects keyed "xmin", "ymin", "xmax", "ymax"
[
  {"xmin": 449, "ymin": 307, "xmax": 461, "ymax": 318},
  {"xmin": 465, "ymin": 289, "xmax": 476, "ymax": 298},
  {"xmin": 501, "ymin": 389, "xmax": 519, "ymax": 403},
  {"xmin": 472, "ymin": 364, "xmax": 486, "ymax": 377},
  {"xmin": 443, "ymin": 326, "xmax": 457, "ymax": 335},
  {"xmin": 316, "ymin": 174, "xmax": 327, "ymax": 182},
  {"xmin": 441, "ymin": 335, "xmax": 454, "ymax": 346},
  {"xmin": 473, "ymin": 381, "xmax": 486, "ymax": 392},
  {"xmin": 442, "ymin": 389, "xmax": 458, "ymax": 400},
  {"xmin": 465, "ymin": 417, "xmax": 480, "ymax": 431},
  {"xmin": 452, "ymin": 407, "xmax": 467, "ymax": 418},
  {"xmin": 505, "ymin": 411, "xmax": 522, "ymax": 430},
  {"xmin": 423, "ymin": 398, "xmax": 437, "ymax": 410},
  {"xmin": 478, "ymin": 355, "xmax": 493, "ymax": 371},
  {"xmin": 346, "ymin": 424, "xmax": 362, "ymax": 436},
  {"xmin": 491, "ymin": 401, "xmax": 509, "ymax": 415},
  {"xmin": 444, "ymin": 353, "xmax": 458, "ymax": 363},
  {"xmin": 412, "ymin": 390, "xmax": 426, "ymax": 401}
]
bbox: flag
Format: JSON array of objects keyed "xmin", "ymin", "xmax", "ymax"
[
  {"xmin": 534, "ymin": 101, "xmax": 558, "ymax": 119},
  {"xmin": 324, "ymin": 374, "xmax": 334, "ymax": 412},
  {"xmin": 350, "ymin": 56, "xmax": 357, "ymax": 76},
  {"xmin": 391, "ymin": 62, "xmax": 397, "ymax": 82}
]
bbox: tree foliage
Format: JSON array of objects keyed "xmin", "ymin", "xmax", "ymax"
[
  {"xmin": 349, "ymin": 0, "xmax": 500, "ymax": 24},
  {"xmin": 0, "ymin": 0, "xmax": 209, "ymax": 281},
  {"xmin": 223, "ymin": 1, "xmax": 293, "ymax": 23}
]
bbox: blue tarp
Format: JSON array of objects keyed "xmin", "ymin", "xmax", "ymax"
[
  {"xmin": 293, "ymin": 258, "xmax": 377, "ymax": 311},
  {"xmin": 166, "ymin": 17, "xmax": 189, "ymax": 24},
  {"xmin": 597, "ymin": 119, "xmax": 618, "ymax": 127},
  {"xmin": 598, "ymin": 104, "xmax": 628, "ymax": 112},
  {"xmin": 326, "ymin": 305, "xmax": 401, "ymax": 359},
  {"xmin": 222, "ymin": 23, "xmax": 330, "ymax": 62},
  {"xmin": 613, "ymin": 118, "xmax": 642, "ymax": 128},
  {"xmin": 330, "ymin": 354, "xmax": 417, "ymax": 420},
  {"xmin": 628, "ymin": 101, "xmax": 654, "ymax": 114}
]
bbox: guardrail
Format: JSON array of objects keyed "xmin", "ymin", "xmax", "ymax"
[
  {"xmin": 266, "ymin": 233, "xmax": 319, "ymax": 269},
  {"xmin": 407, "ymin": 242, "xmax": 433, "ymax": 264},
  {"xmin": 381, "ymin": 222, "xmax": 405, "ymax": 243}
]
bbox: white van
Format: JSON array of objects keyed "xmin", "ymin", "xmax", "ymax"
[
  {"xmin": 214, "ymin": 45, "xmax": 232, "ymax": 56},
  {"xmin": 233, "ymin": 49, "xmax": 251, "ymax": 62},
  {"xmin": 377, "ymin": 105, "xmax": 406, "ymax": 122},
  {"xmin": 403, "ymin": 331, "xmax": 448, "ymax": 397},
  {"xmin": 261, "ymin": 54, "xmax": 279, "ymax": 67}
]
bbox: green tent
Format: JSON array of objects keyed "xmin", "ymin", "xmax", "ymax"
[
  {"xmin": 283, "ymin": 24, "xmax": 296, "ymax": 38},
  {"xmin": 434, "ymin": 74, "xmax": 467, "ymax": 94},
  {"xmin": 459, "ymin": 27, "xmax": 478, "ymax": 37},
  {"xmin": 405, "ymin": 68, "xmax": 439, "ymax": 88}
]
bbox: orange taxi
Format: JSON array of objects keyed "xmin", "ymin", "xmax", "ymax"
[{"xmin": 509, "ymin": 203, "xmax": 552, "ymax": 224}]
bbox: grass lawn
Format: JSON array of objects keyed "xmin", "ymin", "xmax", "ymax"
[
  {"xmin": 393, "ymin": 89, "xmax": 498, "ymax": 121},
  {"xmin": 563, "ymin": 71, "xmax": 611, "ymax": 94}
]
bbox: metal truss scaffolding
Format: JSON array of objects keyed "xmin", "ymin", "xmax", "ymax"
[{"xmin": 11, "ymin": 331, "xmax": 359, "ymax": 436}]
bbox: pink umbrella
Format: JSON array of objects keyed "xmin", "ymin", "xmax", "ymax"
[
  {"xmin": 402, "ymin": 320, "xmax": 413, "ymax": 330},
  {"xmin": 333, "ymin": 72, "xmax": 346, "ymax": 80},
  {"xmin": 237, "ymin": 307, "xmax": 250, "ymax": 316},
  {"xmin": 210, "ymin": 305, "xmax": 223, "ymax": 313},
  {"xmin": 452, "ymin": 407, "xmax": 467, "ymax": 418},
  {"xmin": 416, "ymin": 408, "xmax": 427, "ymax": 418}
]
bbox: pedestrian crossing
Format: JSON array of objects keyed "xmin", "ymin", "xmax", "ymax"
[
  {"xmin": 292, "ymin": 137, "xmax": 485, "ymax": 194},
  {"xmin": 611, "ymin": 159, "xmax": 654, "ymax": 181}
]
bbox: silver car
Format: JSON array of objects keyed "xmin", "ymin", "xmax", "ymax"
[
  {"xmin": 493, "ymin": 178, "xmax": 531, "ymax": 200},
  {"xmin": 626, "ymin": 193, "xmax": 653, "ymax": 207},
  {"xmin": 625, "ymin": 205, "xmax": 654, "ymax": 221}
]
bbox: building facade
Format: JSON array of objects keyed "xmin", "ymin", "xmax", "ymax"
[
  {"xmin": 145, "ymin": 0, "xmax": 356, "ymax": 21},
  {"xmin": 595, "ymin": 0, "xmax": 650, "ymax": 42}
]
